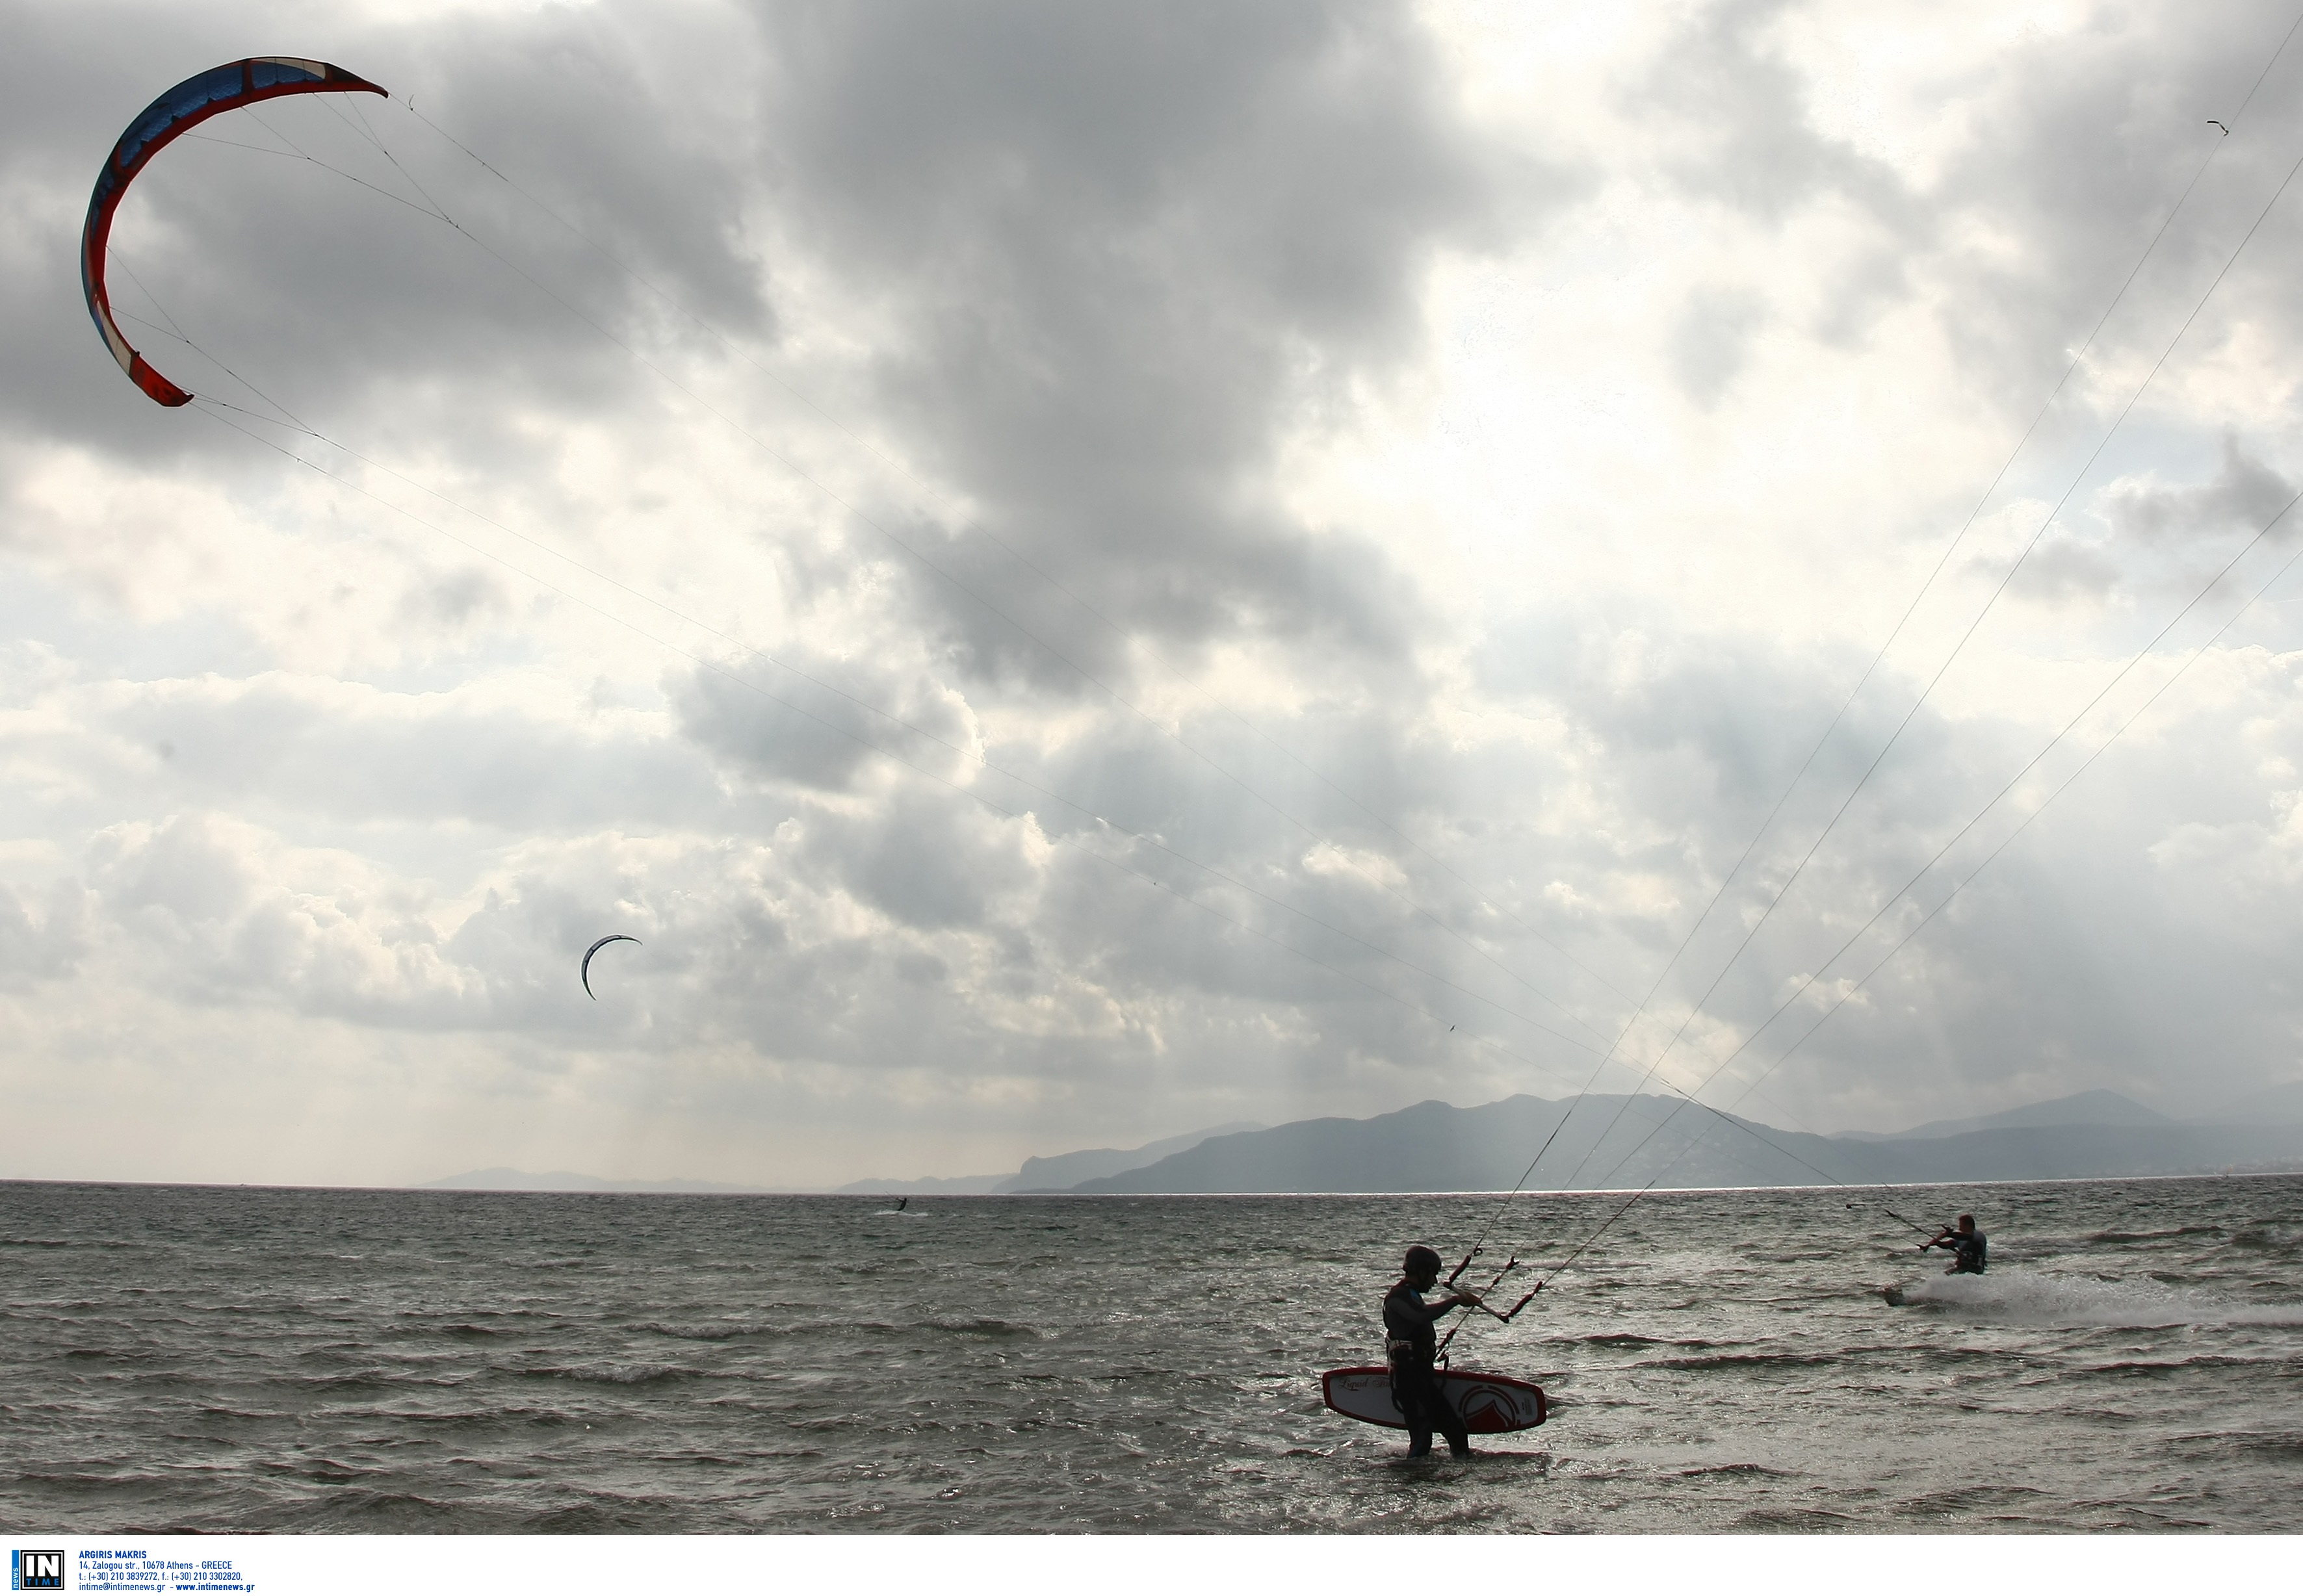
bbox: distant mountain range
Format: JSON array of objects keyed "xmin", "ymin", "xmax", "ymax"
[
  {"xmin": 1065, "ymin": 1087, "xmax": 2303, "ymax": 1193},
  {"xmin": 419, "ymin": 1083, "xmax": 2303, "ymax": 1196}
]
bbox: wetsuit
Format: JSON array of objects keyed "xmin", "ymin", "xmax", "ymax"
[
  {"xmin": 1929, "ymin": 1229, "xmax": 1987, "ymax": 1274},
  {"xmin": 1383, "ymin": 1280, "xmax": 1472, "ymax": 1459}
]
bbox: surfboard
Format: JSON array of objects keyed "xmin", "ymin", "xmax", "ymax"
[{"xmin": 1321, "ymin": 1366, "xmax": 1548, "ymax": 1434}]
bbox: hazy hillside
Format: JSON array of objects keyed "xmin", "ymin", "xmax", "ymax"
[
  {"xmin": 1838, "ymin": 1088, "xmax": 2172, "ymax": 1142},
  {"xmin": 1067, "ymin": 1093, "xmax": 2303, "ymax": 1194},
  {"xmin": 998, "ymin": 1122, "xmax": 1264, "ymax": 1192},
  {"xmin": 831, "ymin": 1121, "xmax": 1258, "ymax": 1196}
]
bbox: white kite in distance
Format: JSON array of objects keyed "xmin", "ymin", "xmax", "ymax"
[{"xmin": 580, "ymin": 934, "xmax": 640, "ymax": 1001}]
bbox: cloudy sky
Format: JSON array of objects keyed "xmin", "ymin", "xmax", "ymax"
[{"xmin": 6, "ymin": 0, "xmax": 2303, "ymax": 1189}]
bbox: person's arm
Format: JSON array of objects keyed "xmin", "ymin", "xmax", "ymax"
[{"xmin": 1425, "ymin": 1290, "xmax": 1481, "ymax": 1318}]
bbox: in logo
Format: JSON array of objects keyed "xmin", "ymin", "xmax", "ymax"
[{"xmin": 11, "ymin": 1549, "xmax": 65, "ymax": 1591}]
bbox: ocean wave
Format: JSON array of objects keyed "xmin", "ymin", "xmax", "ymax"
[
  {"xmin": 2228, "ymin": 1222, "xmax": 2303, "ymax": 1252},
  {"xmin": 255, "ymin": 1457, "xmax": 376, "ymax": 1484},
  {"xmin": 0, "ymin": 1236, "xmax": 147, "ymax": 1251},
  {"xmin": 320, "ymin": 1403, "xmax": 584, "ymax": 1427},
  {"xmin": 1890, "ymin": 1270, "xmax": 2303, "ymax": 1327},
  {"xmin": 2077, "ymin": 1356, "xmax": 2257, "ymax": 1376},
  {"xmin": 1644, "ymin": 1351, "xmax": 1840, "ymax": 1371},
  {"xmin": 1728, "ymin": 1506, "xmax": 1856, "ymax": 1530},
  {"xmin": 920, "ymin": 1317, "xmax": 1041, "ymax": 1339},
  {"xmin": 632, "ymin": 1320, "xmax": 773, "ymax": 1342},
  {"xmin": 519, "ymin": 1360, "xmax": 710, "ymax": 1386},
  {"xmin": 278, "ymin": 1371, "xmax": 467, "ymax": 1393},
  {"xmin": 804, "ymin": 1316, "xmax": 1042, "ymax": 1340},
  {"xmin": 280, "ymin": 1487, "xmax": 462, "ymax": 1527},
  {"xmin": 517, "ymin": 1499, "xmax": 690, "ymax": 1532},
  {"xmin": 2085, "ymin": 1225, "xmax": 2226, "ymax": 1244},
  {"xmin": 2163, "ymin": 1428, "xmax": 2303, "ymax": 1460},
  {"xmin": 372, "ymin": 1321, "xmax": 512, "ymax": 1341}
]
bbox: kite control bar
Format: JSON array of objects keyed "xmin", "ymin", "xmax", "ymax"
[
  {"xmin": 1433, "ymin": 1255, "xmax": 1539, "ymax": 1358},
  {"xmin": 1469, "ymin": 1257, "xmax": 1539, "ymax": 1323},
  {"xmin": 1494, "ymin": 1283, "xmax": 1541, "ymax": 1322}
]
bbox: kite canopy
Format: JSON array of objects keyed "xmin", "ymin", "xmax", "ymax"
[{"xmin": 81, "ymin": 58, "xmax": 387, "ymax": 407}]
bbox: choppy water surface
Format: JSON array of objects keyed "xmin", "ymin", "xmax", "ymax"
[{"xmin": 3, "ymin": 1176, "xmax": 2299, "ymax": 1532}]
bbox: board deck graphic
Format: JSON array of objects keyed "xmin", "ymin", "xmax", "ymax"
[{"xmin": 1320, "ymin": 1366, "xmax": 1548, "ymax": 1433}]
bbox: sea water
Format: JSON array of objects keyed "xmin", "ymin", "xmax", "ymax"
[{"xmin": 3, "ymin": 1176, "xmax": 2298, "ymax": 1533}]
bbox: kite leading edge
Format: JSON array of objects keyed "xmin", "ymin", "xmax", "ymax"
[{"xmin": 582, "ymin": 935, "xmax": 641, "ymax": 1000}]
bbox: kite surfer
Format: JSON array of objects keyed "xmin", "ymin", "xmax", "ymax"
[
  {"xmin": 1921, "ymin": 1213, "xmax": 1988, "ymax": 1274},
  {"xmin": 1385, "ymin": 1246, "xmax": 1485, "ymax": 1460}
]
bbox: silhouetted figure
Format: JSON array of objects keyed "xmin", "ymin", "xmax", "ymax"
[
  {"xmin": 1923, "ymin": 1213, "xmax": 1988, "ymax": 1274},
  {"xmin": 895, "ymin": 1197, "xmax": 908, "ymax": 1212},
  {"xmin": 1383, "ymin": 1245, "xmax": 1483, "ymax": 1459}
]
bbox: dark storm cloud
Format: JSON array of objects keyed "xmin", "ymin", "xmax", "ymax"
[
  {"xmin": 747, "ymin": 0, "xmax": 1564, "ymax": 671},
  {"xmin": 675, "ymin": 647, "xmax": 978, "ymax": 793},
  {"xmin": 786, "ymin": 788, "xmax": 1037, "ymax": 931}
]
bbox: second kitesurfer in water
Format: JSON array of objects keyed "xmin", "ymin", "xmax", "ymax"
[
  {"xmin": 1385, "ymin": 1246, "xmax": 1484, "ymax": 1460},
  {"xmin": 1923, "ymin": 1213, "xmax": 1988, "ymax": 1274}
]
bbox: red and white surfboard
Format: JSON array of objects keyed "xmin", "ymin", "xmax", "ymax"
[{"xmin": 1320, "ymin": 1366, "xmax": 1548, "ymax": 1433}]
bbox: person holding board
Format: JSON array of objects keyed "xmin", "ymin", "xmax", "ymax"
[
  {"xmin": 1384, "ymin": 1246, "xmax": 1484, "ymax": 1459},
  {"xmin": 1923, "ymin": 1213, "xmax": 1988, "ymax": 1274}
]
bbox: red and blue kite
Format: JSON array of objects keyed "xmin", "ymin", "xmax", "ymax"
[{"xmin": 81, "ymin": 58, "xmax": 385, "ymax": 406}]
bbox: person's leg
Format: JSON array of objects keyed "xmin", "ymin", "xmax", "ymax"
[
  {"xmin": 1396, "ymin": 1371, "xmax": 1436, "ymax": 1456},
  {"xmin": 1434, "ymin": 1386, "xmax": 1472, "ymax": 1459}
]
